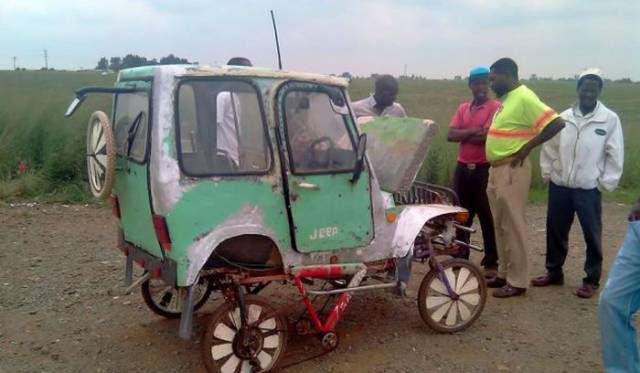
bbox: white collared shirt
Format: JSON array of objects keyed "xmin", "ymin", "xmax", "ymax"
[
  {"xmin": 216, "ymin": 92, "xmax": 240, "ymax": 166},
  {"xmin": 540, "ymin": 101, "xmax": 624, "ymax": 191},
  {"xmin": 351, "ymin": 95, "xmax": 407, "ymax": 118}
]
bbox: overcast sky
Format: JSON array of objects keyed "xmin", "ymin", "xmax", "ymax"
[{"xmin": 1, "ymin": 0, "xmax": 638, "ymax": 80}]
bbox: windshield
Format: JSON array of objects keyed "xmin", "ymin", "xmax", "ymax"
[
  {"xmin": 176, "ymin": 80, "xmax": 271, "ymax": 176},
  {"xmin": 282, "ymin": 87, "xmax": 356, "ymax": 174}
]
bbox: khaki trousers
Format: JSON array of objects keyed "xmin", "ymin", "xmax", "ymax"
[{"xmin": 487, "ymin": 158, "xmax": 532, "ymax": 289}]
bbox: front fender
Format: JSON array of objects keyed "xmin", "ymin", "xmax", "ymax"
[{"xmin": 391, "ymin": 204, "xmax": 466, "ymax": 257}]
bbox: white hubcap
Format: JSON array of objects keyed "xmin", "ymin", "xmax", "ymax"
[
  {"xmin": 210, "ymin": 304, "xmax": 281, "ymax": 372},
  {"xmin": 426, "ymin": 267, "xmax": 481, "ymax": 327}
]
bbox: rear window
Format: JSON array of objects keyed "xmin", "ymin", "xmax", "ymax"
[
  {"xmin": 176, "ymin": 80, "xmax": 270, "ymax": 176},
  {"xmin": 113, "ymin": 92, "xmax": 149, "ymax": 162}
]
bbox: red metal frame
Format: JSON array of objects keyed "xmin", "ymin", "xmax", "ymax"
[
  {"xmin": 290, "ymin": 262, "xmax": 394, "ymax": 334},
  {"xmin": 293, "ymin": 276, "xmax": 353, "ymax": 333}
]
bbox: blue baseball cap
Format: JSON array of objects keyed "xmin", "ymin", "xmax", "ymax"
[{"xmin": 469, "ymin": 66, "xmax": 490, "ymax": 82}]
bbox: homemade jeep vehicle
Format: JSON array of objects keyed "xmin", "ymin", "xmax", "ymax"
[{"xmin": 66, "ymin": 65, "xmax": 486, "ymax": 372}]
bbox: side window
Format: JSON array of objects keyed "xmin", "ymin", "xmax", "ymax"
[
  {"xmin": 177, "ymin": 80, "xmax": 270, "ymax": 176},
  {"xmin": 113, "ymin": 92, "xmax": 149, "ymax": 162},
  {"xmin": 179, "ymin": 85, "xmax": 198, "ymax": 154},
  {"xmin": 283, "ymin": 89, "xmax": 356, "ymax": 174}
]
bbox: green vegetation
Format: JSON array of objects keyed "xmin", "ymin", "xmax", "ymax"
[
  {"xmin": 350, "ymin": 78, "xmax": 639, "ymax": 203},
  {"xmin": 0, "ymin": 71, "xmax": 637, "ymax": 203},
  {"xmin": 0, "ymin": 70, "xmax": 112, "ymax": 202}
]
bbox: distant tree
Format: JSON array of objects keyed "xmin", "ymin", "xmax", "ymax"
[
  {"xmin": 341, "ymin": 72, "xmax": 352, "ymax": 80},
  {"xmin": 159, "ymin": 54, "xmax": 191, "ymax": 65},
  {"xmin": 529, "ymin": 74, "xmax": 538, "ymax": 81},
  {"xmin": 454, "ymin": 75, "xmax": 462, "ymax": 80},
  {"xmin": 96, "ymin": 57, "xmax": 109, "ymax": 70},
  {"xmin": 100, "ymin": 54, "xmax": 194, "ymax": 71},
  {"xmin": 109, "ymin": 57, "xmax": 122, "ymax": 71},
  {"xmin": 121, "ymin": 54, "xmax": 150, "ymax": 69},
  {"xmin": 615, "ymin": 78, "xmax": 632, "ymax": 83}
]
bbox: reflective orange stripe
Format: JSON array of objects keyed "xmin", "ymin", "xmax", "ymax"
[
  {"xmin": 488, "ymin": 128, "xmax": 536, "ymax": 139},
  {"xmin": 533, "ymin": 110, "xmax": 557, "ymax": 131}
]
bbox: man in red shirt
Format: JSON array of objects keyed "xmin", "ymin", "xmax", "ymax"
[{"xmin": 448, "ymin": 66, "xmax": 501, "ymax": 276}]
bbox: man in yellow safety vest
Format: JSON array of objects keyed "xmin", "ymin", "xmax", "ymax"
[{"xmin": 484, "ymin": 57, "xmax": 566, "ymax": 298}]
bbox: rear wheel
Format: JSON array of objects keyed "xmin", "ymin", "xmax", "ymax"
[
  {"xmin": 417, "ymin": 259, "xmax": 486, "ymax": 333},
  {"xmin": 141, "ymin": 277, "xmax": 213, "ymax": 319},
  {"xmin": 202, "ymin": 296, "xmax": 287, "ymax": 373}
]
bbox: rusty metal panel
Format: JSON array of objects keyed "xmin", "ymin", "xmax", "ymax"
[{"xmin": 359, "ymin": 117, "xmax": 438, "ymax": 193}]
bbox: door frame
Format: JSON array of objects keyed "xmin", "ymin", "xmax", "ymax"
[{"xmin": 273, "ymin": 81, "xmax": 375, "ymax": 253}]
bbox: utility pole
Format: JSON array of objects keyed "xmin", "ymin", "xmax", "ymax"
[
  {"xmin": 12, "ymin": 56, "xmax": 16, "ymax": 70},
  {"xmin": 403, "ymin": 64, "xmax": 408, "ymax": 76},
  {"xmin": 43, "ymin": 49, "xmax": 48, "ymax": 70}
]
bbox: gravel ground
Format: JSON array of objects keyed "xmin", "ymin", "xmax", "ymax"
[{"xmin": 0, "ymin": 202, "xmax": 632, "ymax": 373}]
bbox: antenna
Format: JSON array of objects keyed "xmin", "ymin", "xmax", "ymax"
[{"xmin": 270, "ymin": 10, "xmax": 283, "ymax": 70}]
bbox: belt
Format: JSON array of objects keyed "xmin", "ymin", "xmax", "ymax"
[{"xmin": 458, "ymin": 161, "xmax": 490, "ymax": 170}]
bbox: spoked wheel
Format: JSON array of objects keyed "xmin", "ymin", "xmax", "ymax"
[
  {"xmin": 86, "ymin": 111, "xmax": 115, "ymax": 199},
  {"xmin": 418, "ymin": 258, "xmax": 486, "ymax": 333},
  {"xmin": 141, "ymin": 276, "xmax": 213, "ymax": 319},
  {"xmin": 202, "ymin": 296, "xmax": 287, "ymax": 373}
]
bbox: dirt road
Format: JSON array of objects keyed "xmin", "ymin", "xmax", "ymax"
[{"xmin": 0, "ymin": 203, "xmax": 631, "ymax": 372}]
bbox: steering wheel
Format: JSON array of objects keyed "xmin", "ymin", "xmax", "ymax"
[{"xmin": 306, "ymin": 136, "xmax": 335, "ymax": 168}]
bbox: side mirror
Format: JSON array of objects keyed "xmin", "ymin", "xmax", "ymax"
[
  {"xmin": 64, "ymin": 95, "xmax": 86, "ymax": 117},
  {"xmin": 351, "ymin": 133, "xmax": 367, "ymax": 183}
]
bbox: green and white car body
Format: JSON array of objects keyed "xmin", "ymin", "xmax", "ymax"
[{"xmin": 75, "ymin": 65, "xmax": 465, "ymax": 288}]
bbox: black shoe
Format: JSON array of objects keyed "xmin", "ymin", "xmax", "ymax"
[
  {"xmin": 531, "ymin": 274, "xmax": 564, "ymax": 287},
  {"xmin": 487, "ymin": 277, "xmax": 507, "ymax": 288},
  {"xmin": 493, "ymin": 284, "xmax": 527, "ymax": 298},
  {"xmin": 575, "ymin": 283, "xmax": 598, "ymax": 299}
]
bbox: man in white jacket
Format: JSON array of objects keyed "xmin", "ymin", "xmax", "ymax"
[{"xmin": 532, "ymin": 68, "xmax": 624, "ymax": 298}]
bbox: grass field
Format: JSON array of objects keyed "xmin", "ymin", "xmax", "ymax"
[
  {"xmin": 350, "ymin": 78, "xmax": 640, "ymax": 203},
  {"xmin": 0, "ymin": 70, "xmax": 637, "ymax": 203}
]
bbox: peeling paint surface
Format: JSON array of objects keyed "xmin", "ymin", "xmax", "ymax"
[
  {"xmin": 184, "ymin": 66, "xmax": 348, "ymax": 87},
  {"xmin": 360, "ymin": 117, "xmax": 438, "ymax": 193},
  {"xmin": 166, "ymin": 178, "xmax": 291, "ymax": 286},
  {"xmin": 182, "ymin": 204, "xmax": 284, "ymax": 285},
  {"xmin": 275, "ymin": 81, "xmax": 374, "ymax": 253},
  {"xmin": 391, "ymin": 204, "xmax": 466, "ymax": 257},
  {"xmin": 149, "ymin": 66, "xmax": 188, "ymax": 215},
  {"xmin": 113, "ymin": 65, "xmax": 468, "ymax": 287}
]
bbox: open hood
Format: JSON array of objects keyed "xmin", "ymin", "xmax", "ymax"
[{"xmin": 358, "ymin": 116, "xmax": 438, "ymax": 193}]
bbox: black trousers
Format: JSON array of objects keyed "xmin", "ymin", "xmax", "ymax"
[
  {"xmin": 546, "ymin": 182, "xmax": 603, "ymax": 286},
  {"xmin": 452, "ymin": 162, "xmax": 498, "ymax": 268}
]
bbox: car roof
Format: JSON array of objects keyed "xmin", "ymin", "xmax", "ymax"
[{"xmin": 117, "ymin": 64, "xmax": 348, "ymax": 87}]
